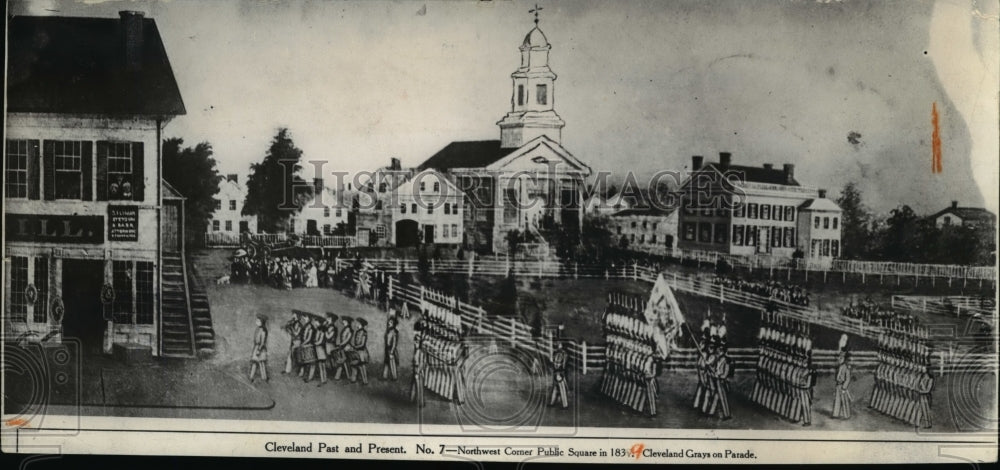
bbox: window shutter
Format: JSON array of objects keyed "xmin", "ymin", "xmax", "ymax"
[
  {"xmin": 132, "ymin": 142, "xmax": 144, "ymax": 202},
  {"xmin": 96, "ymin": 141, "xmax": 109, "ymax": 201},
  {"xmin": 28, "ymin": 140, "xmax": 41, "ymax": 200},
  {"xmin": 81, "ymin": 141, "xmax": 93, "ymax": 201},
  {"xmin": 43, "ymin": 141, "xmax": 55, "ymax": 200}
]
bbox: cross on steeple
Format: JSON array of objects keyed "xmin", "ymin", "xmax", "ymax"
[{"xmin": 529, "ymin": 4, "xmax": 542, "ymax": 25}]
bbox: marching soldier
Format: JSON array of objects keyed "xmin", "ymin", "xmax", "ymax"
[
  {"xmin": 332, "ymin": 316, "xmax": 354, "ymax": 381},
  {"xmin": 410, "ymin": 334, "xmax": 426, "ymax": 407},
  {"xmin": 300, "ymin": 315, "xmax": 320, "ymax": 382},
  {"xmin": 311, "ymin": 315, "xmax": 328, "ymax": 386},
  {"xmin": 383, "ymin": 315, "xmax": 399, "ymax": 380},
  {"xmin": 694, "ymin": 339, "xmax": 710, "ymax": 411},
  {"xmin": 914, "ymin": 366, "xmax": 933, "ymax": 428},
  {"xmin": 324, "ymin": 313, "xmax": 339, "ymax": 372},
  {"xmin": 282, "ymin": 311, "xmax": 303, "ymax": 375},
  {"xmin": 796, "ymin": 357, "xmax": 812, "ymax": 426},
  {"xmin": 701, "ymin": 327, "xmax": 719, "ymax": 415},
  {"xmin": 709, "ymin": 339, "xmax": 732, "ymax": 420},
  {"xmin": 350, "ymin": 318, "xmax": 370, "ymax": 385},
  {"xmin": 833, "ymin": 335, "xmax": 853, "ymax": 419},
  {"xmin": 249, "ymin": 314, "xmax": 269, "ymax": 383},
  {"xmin": 549, "ymin": 342, "xmax": 570, "ymax": 409}
]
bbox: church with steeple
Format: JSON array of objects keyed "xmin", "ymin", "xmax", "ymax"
[{"xmin": 419, "ymin": 5, "xmax": 592, "ymax": 253}]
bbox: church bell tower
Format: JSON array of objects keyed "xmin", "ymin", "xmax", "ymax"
[{"xmin": 497, "ymin": 4, "xmax": 566, "ymax": 149}]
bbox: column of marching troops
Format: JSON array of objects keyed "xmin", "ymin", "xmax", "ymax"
[
  {"xmin": 599, "ymin": 293, "xmax": 662, "ymax": 416},
  {"xmin": 869, "ymin": 327, "xmax": 934, "ymax": 428},
  {"xmin": 749, "ymin": 312, "xmax": 816, "ymax": 425},
  {"xmin": 410, "ymin": 300, "xmax": 467, "ymax": 407},
  {"xmin": 691, "ymin": 319, "xmax": 734, "ymax": 421}
]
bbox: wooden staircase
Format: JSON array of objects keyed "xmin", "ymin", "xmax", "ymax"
[{"xmin": 160, "ymin": 252, "xmax": 216, "ymax": 358}]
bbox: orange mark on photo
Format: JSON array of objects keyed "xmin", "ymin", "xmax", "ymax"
[
  {"xmin": 931, "ymin": 102, "xmax": 942, "ymax": 174},
  {"xmin": 629, "ymin": 443, "xmax": 645, "ymax": 459},
  {"xmin": 5, "ymin": 418, "xmax": 29, "ymax": 427}
]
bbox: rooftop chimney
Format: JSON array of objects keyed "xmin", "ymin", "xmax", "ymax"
[
  {"xmin": 951, "ymin": 200, "xmax": 958, "ymax": 209},
  {"xmin": 692, "ymin": 155, "xmax": 704, "ymax": 171},
  {"xmin": 719, "ymin": 152, "xmax": 732, "ymax": 170},
  {"xmin": 390, "ymin": 157, "xmax": 402, "ymax": 171},
  {"xmin": 783, "ymin": 163, "xmax": 795, "ymax": 184},
  {"xmin": 818, "ymin": 189, "xmax": 827, "ymax": 199},
  {"xmin": 119, "ymin": 11, "xmax": 145, "ymax": 71},
  {"xmin": 762, "ymin": 163, "xmax": 774, "ymax": 170}
]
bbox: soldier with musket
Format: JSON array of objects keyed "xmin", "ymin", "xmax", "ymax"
[
  {"xmin": 708, "ymin": 325, "xmax": 732, "ymax": 420},
  {"xmin": 410, "ymin": 325, "xmax": 427, "ymax": 407}
]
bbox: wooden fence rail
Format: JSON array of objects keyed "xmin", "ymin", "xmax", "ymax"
[{"xmin": 340, "ymin": 259, "xmax": 996, "ymax": 375}]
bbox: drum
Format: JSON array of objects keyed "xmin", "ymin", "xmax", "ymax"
[
  {"xmin": 331, "ymin": 349, "xmax": 348, "ymax": 365},
  {"xmin": 315, "ymin": 344, "xmax": 327, "ymax": 361},
  {"xmin": 296, "ymin": 346, "xmax": 318, "ymax": 364}
]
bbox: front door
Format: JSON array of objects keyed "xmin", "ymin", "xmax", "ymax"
[
  {"xmin": 60, "ymin": 259, "xmax": 106, "ymax": 354},
  {"xmin": 307, "ymin": 219, "xmax": 318, "ymax": 236},
  {"xmin": 423, "ymin": 224, "xmax": 435, "ymax": 244},
  {"xmin": 239, "ymin": 221, "xmax": 249, "ymax": 233}
]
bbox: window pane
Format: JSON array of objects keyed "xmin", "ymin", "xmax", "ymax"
[
  {"xmin": 34, "ymin": 258, "xmax": 49, "ymax": 323},
  {"xmin": 9, "ymin": 257, "xmax": 28, "ymax": 322},
  {"xmin": 5, "ymin": 140, "xmax": 30, "ymax": 198},
  {"xmin": 536, "ymin": 84, "xmax": 547, "ymax": 105}
]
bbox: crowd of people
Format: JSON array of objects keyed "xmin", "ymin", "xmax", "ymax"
[
  {"xmin": 230, "ymin": 254, "xmax": 335, "ymax": 289},
  {"xmin": 840, "ymin": 298, "xmax": 920, "ymax": 330},
  {"xmin": 750, "ymin": 312, "xmax": 816, "ymax": 426},
  {"xmin": 713, "ymin": 276, "xmax": 811, "ymax": 307}
]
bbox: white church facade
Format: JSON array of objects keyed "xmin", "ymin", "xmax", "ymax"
[{"xmin": 419, "ymin": 11, "xmax": 592, "ymax": 253}]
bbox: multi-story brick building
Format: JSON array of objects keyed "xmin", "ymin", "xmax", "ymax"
[{"xmin": 677, "ymin": 153, "xmax": 841, "ymax": 261}]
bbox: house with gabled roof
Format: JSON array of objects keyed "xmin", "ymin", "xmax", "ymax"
[{"xmin": 4, "ymin": 11, "xmax": 211, "ymax": 358}]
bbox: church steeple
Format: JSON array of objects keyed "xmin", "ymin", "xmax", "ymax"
[{"xmin": 497, "ymin": 4, "xmax": 566, "ymax": 149}]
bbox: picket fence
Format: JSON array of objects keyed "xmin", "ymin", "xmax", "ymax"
[{"xmin": 625, "ymin": 245, "xmax": 996, "ymax": 282}]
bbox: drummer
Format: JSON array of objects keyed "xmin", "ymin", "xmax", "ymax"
[
  {"xmin": 311, "ymin": 315, "xmax": 328, "ymax": 386},
  {"xmin": 300, "ymin": 314, "xmax": 320, "ymax": 382},
  {"xmin": 324, "ymin": 313, "xmax": 339, "ymax": 373}
]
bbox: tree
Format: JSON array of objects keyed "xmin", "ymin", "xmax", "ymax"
[
  {"xmin": 880, "ymin": 205, "xmax": 922, "ymax": 261},
  {"xmin": 162, "ymin": 138, "xmax": 222, "ymax": 248},
  {"xmin": 243, "ymin": 128, "xmax": 312, "ymax": 233},
  {"xmin": 835, "ymin": 182, "xmax": 876, "ymax": 259}
]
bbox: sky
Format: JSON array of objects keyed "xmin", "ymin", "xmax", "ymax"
[{"xmin": 9, "ymin": 0, "xmax": 999, "ymax": 215}]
